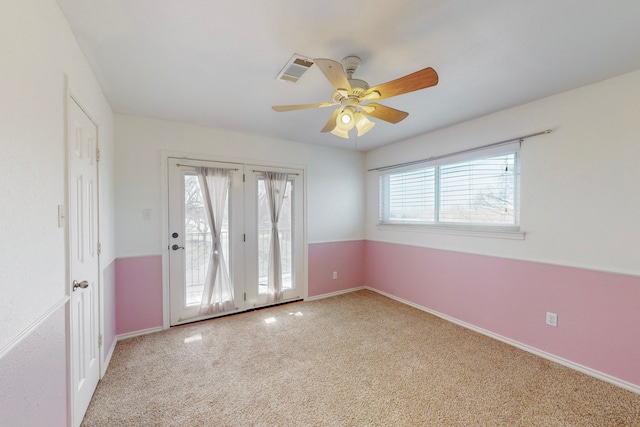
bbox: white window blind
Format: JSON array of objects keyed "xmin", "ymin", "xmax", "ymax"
[{"xmin": 379, "ymin": 150, "xmax": 519, "ymax": 229}]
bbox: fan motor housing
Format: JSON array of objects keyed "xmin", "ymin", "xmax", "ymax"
[
  {"xmin": 349, "ymin": 78, "xmax": 369, "ymax": 97},
  {"xmin": 341, "ymin": 55, "xmax": 362, "ymax": 76}
]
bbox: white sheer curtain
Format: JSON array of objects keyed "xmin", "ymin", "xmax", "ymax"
[
  {"xmin": 263, "ymin": 172, "xmax": 289, "ymax": 303},
  {"xmin": 197, "ymin": 167, "xmax": 234, "ymax": 315}
]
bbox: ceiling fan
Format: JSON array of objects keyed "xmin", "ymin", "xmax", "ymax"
[{"xmin": 272, "ymin": 56, "xmax": 438, "ymax": 139}]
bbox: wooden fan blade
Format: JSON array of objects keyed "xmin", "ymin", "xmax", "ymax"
[
  {"xmin": 272, "ymin": 102, "xmax": 334, "ymax": 112},
  {"xmin": 314, "ymin": 58, "xmax": 352, "ymax": 93},
  {"xmin": 363, "ymin": 67, "xmax": 438, "ymax": 101},
  {"xmin": 361, "ymin": 103, "xmax": 409, "ymax": 124},
  {"xmin": 321, "ymin": 108, "xmax": 340, "ymax": 133}
]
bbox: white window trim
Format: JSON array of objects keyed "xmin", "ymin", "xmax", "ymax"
[
  {"xmin": 376, "ymin": 223, "xmax": 526, "ymax": 240},
  {"xmin": 377, "ymin": 143, "xmax": 522, "ymax": 238}
]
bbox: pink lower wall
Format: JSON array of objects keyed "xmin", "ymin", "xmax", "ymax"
[
  {"xmin": 113, "ymin": 241, "xmax": 365, "ymax": 335},
  {"xmin": 365, "ymin": 240, "xmax": 640, "ymax": 387},
  {"xmin": 308, "ymin": 240, "xmax": 366, "ymax": 297},
  {"xmin": 103, "ymin": 260, "xmax": 117, "ymax": 357},
  {"xmin": 115, "ymin": 255, "xmax": 163, "ymax": 335},
  {"xmin": 113, "ymin": 241, "xmax": 639, "ymax": 388},
  {"xmin": 0, "ymin": 302, "xmax": 68, "ymax": 426}
]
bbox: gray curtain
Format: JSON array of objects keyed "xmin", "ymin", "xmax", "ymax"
[
  {"xmin": 197, "ymin": 167, "xmax": 234, "ymax": 315},
  {"xmin": 263, "ymin": 172, "xmax": 289, "ymax": 303}
]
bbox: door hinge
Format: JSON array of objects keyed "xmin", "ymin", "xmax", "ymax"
[
  {"xmin": 243, "ymin": 173, "xmax": 245, "ymax": 182},
  {"xmin": 97, "ymin": 242, "xmax": 102, "ymax": 255},
  {"xmin": 244, "ymin": 293, "xmax": 246, "ymax": 301},
  {"xmin": 96, "ymin": 147, "xmax": 101, "ymax": 162},
  {"xmin": 98, "ymin": 334, "xmax": 103, "ymax": 348},
  {"xmin": 243, "ymin": 233, "xmax": 246, "ymax": 242}
]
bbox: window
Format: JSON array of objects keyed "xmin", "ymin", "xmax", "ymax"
[{"xmin": 379, "ymin": 150, "xmax": 520, "ymax": 231}]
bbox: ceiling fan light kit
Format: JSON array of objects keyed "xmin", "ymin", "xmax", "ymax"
[
  {"xmin": 273, "ymin": 55, "xmax": 438, "ymax": 139},
  {"xmin": 354, "ymin": 112, "xmax": 375, "ymax": 136},
  {"xmin": 339, "ymin": 107, "xmax": 355, "ymax": 126}
]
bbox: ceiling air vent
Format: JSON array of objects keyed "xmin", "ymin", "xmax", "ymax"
[{"xmin": 276, "ymin": 54, "xmax": 314, "ymax": 83}]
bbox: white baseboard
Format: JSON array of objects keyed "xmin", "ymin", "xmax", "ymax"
[
  {"xmin": 116, "ymin": 326, "xmax": 163, "ymax": 342},
  {"xmin": 366, "ymin": 287, "xmax": 640, "ymax": 395},
  {"xmin": 101, "ymin": 335, "xmax": 117, "ymax": 378},
  {"xmin": 305, "ymin": 286, "xmax": 366, "ymax": 301}
]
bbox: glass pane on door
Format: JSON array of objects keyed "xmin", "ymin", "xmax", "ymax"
[
  {"xmin": 183, "ymin": 173, "xmax": 229, "ymax": 307},
  {"xmin": 257, "ymin": 177, "xmax": 293, "ymax": 294}
]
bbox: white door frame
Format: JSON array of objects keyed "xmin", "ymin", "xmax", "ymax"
[
  {"xmin": 167, "ymin": 158, "xmax": 246, "ymax": 325},
  {"xmin": 65, "ymin": 79, "xmax": 103, "ymax": 427},
  {"xmin": 160, "ymin": 150, "xmax": 308, "ymax": 330},
  {"xmin": 244, "ymin": 165, "xmax": 305, "ymax": 307}
]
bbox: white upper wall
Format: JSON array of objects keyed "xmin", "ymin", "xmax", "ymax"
[
  {"xmin": 114, "ymin": 114, "xmax": 365, "ymax": 257},
  {"xmin": 366, "ymin": 69, "xmax": 640, "ymax": 277},
  {"xmin": 0, "ymin": 0, "xmax": 114, "ymax": 350}
]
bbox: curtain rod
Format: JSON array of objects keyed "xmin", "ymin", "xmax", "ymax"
[
  {"xmin": 175, "ymin": 163, "xmax": 239, "ymax": 171},
  {"xmin": 252, "ymin": 169, "xmax": 300, "ymax": 176},
  {"xmin": 175, "ymin": 164, "xmax": 300, "ymax": 175},
  {"xmin": 368, "ymin": 129, "xmax": 552, "ymax": 172}
]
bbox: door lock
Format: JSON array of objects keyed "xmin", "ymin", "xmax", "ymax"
[{"xmin": 172, "ymin": 232, "xmax": 179, "ymax": 238}]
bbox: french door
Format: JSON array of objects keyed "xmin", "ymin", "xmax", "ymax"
[
  {"xmin": 168, "ymin": 158, "xmax": 304, "ymax": 325},
  {"xmin": 244, "ymin": 167, "xmax": 304, "ymax": 307}
]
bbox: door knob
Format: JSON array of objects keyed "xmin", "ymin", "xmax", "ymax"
[
  {"xmin": 73, "ymin": 280, "xmax": 89, "ymax": 291},
  {"xmin": 172, "ymin": 244, "xmax": 184, "ymax": 250}
]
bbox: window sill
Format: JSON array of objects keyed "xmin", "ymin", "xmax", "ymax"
[{"xmin": 376, "ymin": 223, "xmax": 526, "ymax": 240}]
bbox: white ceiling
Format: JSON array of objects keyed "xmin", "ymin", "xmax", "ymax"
[{"xmin": 56, "ymin": 0, "xmax": 640, "ymax": 151}]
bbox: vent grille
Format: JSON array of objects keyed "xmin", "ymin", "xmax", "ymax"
[{"xmin": 276, "ymin": 54, "xmax": 314, "ymax": 83}]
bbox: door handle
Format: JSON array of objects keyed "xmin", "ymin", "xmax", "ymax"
[
  {"xmin": 73, "ymin": 280, "xmax": 89, "ymax": 291},
  {"xmin": 172, "ymin": 244, "xmax": 184, "ymax": 250}
]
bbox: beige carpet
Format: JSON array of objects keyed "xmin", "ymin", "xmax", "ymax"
[{"xmin": 82, "ymin": 290, "xmax": 640, "ymax": 426}]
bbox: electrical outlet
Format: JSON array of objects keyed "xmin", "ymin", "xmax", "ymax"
[
  {"xmin": 332, "ymin": 271, "xmax": 338, "ymax": 280},
  {"xmin": 546, "ymin": 312, "xmax": 558, "ymax": 327}
]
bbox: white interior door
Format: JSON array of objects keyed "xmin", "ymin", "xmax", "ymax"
[
  {"xmin": 68, "ymin": 97, "xmax": 100, "ymax": 427},
  {"xmin": 167, "ymin": 159, "xmax": 305, "ymax": 325},
  {"xmin": 168, "ymin": 159, "xmax": 245, "ymax": 325}
]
